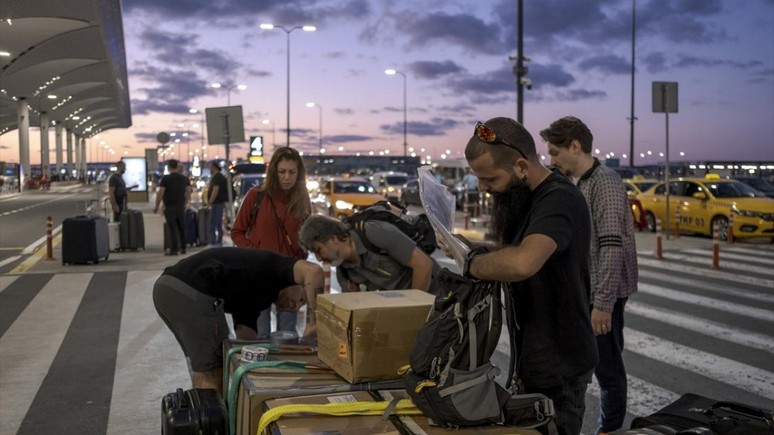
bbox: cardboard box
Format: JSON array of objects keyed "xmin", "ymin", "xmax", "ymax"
[
  {"xmin": 262, "ymin": 390, "xmax": 542, "ymax": 435},
  {"xmin": 316, "ymin": 290, "xmax": 435, "ymax": 383},
  {"xmin": 263, "ymin": 391, "xmax": 401, "ymax": 434},
  {"xmin": 223, "ymin": 340, "xmax": 403, "ymax": 435}
]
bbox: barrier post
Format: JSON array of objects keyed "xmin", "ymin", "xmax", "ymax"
[
  {"xmin": 656, "ymin": 218, "xmax": 663, "ymax": 260},
  {"xmin": 323, "ymin": 262, "xmax": 331, "ymax": 294},
  {"xmin": 711, "ymin": 220, "xmax": 720, "ymax": 269},
  {"xmin": 46, "ymin": 215, "xmax": 54, "ymax": 260},
  {"xmin": 727, "ymin": 213, "xmax": 735, "ymax": 245},
  {"xmin": 673, "ymin": 208, "xmax": 681, "ymax": 239}
]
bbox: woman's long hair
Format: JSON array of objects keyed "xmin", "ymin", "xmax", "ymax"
[{"xmin": 262, "ymin": 147, "xmax": 311, "ymax": 219}]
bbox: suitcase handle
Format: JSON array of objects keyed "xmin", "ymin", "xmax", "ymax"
[{"xmin": 709, "ymin": 401, "xmax": 773, "ymax": 422}]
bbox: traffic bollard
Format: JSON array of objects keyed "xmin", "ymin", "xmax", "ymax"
[
  {"xmin": 711, "ymin": 220, "xmax": 720, "ymax": 269},
  {"xmin": 656, "ymin": 218, "xmax": 663, "ymax": 260},
  {"xmin": 323, "ymin": 262, "xmax": 331, "ymax": 294},
  {"xmin": 46, "ymin": 215, "xmax": 54, "ymax": 260},
  {"xmin": 727, "ymin": 213, "xmax": 735, "ymax": 245}
]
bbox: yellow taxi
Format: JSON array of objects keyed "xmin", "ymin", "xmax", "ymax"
[
  {"xmin": 637, "ymin": 174, "xmax": 774, "ymax": 240},
  {"xmin": 623, "ymin": 176, "xmax": 659, "ymax": 198},
  {"xmin": 311, "ymin": 176, "xmax": 385, "ymax": 219}
]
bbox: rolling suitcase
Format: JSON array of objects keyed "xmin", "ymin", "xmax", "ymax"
[
  {"xmin": 197, "ymin": 208, "xmax": 211, "ymax": 246},
  {"xmin": 62, "ymin": 216, "xmax": 110, "ymax": 265},
  {"xmin": 108, "ymin": 222, "xmax": 120, "ymax": 251},
  {"xmin": 185, "ymin": 208, "xmax": 198, "ymax": 247},
  {"xmin": 119, "ymin": 209, "xmax": 145, "ymax": 250},
  {"xmin": 161, "ymin": 388, "xmax": 227, "ymax": 435},
  {"xmin": 630, "ymin": 393, "xmax": 774, "ymax": 434}
]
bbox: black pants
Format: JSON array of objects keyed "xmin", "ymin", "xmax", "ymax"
[
  {"xmin": 165, "ymin": 204, "xmax": 186, "ymax": 253},
  {"xmin": 594, "ymin": 297, "xmax": 628, "ymax": 433}
]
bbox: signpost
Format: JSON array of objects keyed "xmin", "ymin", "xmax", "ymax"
[
  {"xmin": 205, "ymin": 106, "xmax": 246, "ymax": 223},
  {"xmin": 652, "ymin": 81, "xmax": 678, "ymax": 239}
]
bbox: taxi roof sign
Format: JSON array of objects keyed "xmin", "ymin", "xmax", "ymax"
[{"xmin": 704, "ymin": 173, "xmax": 721, "ymax": 180}]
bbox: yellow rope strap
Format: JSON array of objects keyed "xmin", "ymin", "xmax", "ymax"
[{"xmin": 257, "ymin": 399, "xmax": 422, "ymax": 435}]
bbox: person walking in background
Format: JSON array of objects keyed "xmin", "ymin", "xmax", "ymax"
[
  {"xmin": 462, "ymin": 118, "xmax": 598, "ymax": 435},
  {"xmin": 207, "ymin": 161, "xmax": 228, "ymax": 247},
  {"xmin": 153, "ymin": 248, "xmax": 324, "ymax": 396},
  {"xmin": 230, "ymin": 147, "xmax": 311, "ymax": 339},
  {"xmin": 541, "ymin": 116, "xmax": 638, "ymax": 435},
  {"xmin": 154, "ymin": 159, "xmax": 192, "ymax": 256},
  {"xmin": 108, "ymin": 160, "xmax": 129, "ymax": 222}
]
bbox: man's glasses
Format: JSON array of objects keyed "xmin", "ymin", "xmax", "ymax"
[{"xmin": 474, "ymin": 122, "xmax": 528, "ymax": 160}]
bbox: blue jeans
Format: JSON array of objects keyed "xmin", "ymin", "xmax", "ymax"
[
  {"xmin": 527, "ymin": 371, "xmax": 592, "ymax": 435},
  {"xmin": 209, "ymin": 202, "xmax": 224, "ymax": 245},
  {"xmin": 595, "ymin": 297, "xmax": 628, "ymax": 433},
  {"xmin": 256, "ymin": 306, "xmax": 298, "ymax": 339}
]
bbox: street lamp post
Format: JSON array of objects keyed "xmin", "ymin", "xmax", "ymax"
[
  {"xmin": 260, "ymin": 23, "xmax": 317, "ymax": 148},
  {"xmin": 262, "ymin": 119, "xmax": 276, "ymax": 153},
  {"xmin": 305, "ymin": 102, "xmax": 323, "ymax": 154},
  {"xmin": 189, "ymin": 108, "xmax": 206, "ymax": 161},
  {"xmin": 210, "ymin": 83, "xmax": 246, "ymax": 106},
  {"xmin": 384, "ymin": 69, "xmax": 408, "ymax": 156}
]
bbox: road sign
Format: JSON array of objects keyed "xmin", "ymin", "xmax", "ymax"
[{"xmin": 652, "ymin": 82, "xmax": 678, "ymax": 113}]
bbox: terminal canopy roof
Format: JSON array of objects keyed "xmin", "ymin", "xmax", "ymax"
[{"xmin": 0, "ymin": 0, "xmax": 131, "ymax": 138}]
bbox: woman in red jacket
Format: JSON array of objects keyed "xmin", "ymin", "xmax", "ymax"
[{"xmin": 230, "ymin": 147, "xmax": 311, "ymax": 338}]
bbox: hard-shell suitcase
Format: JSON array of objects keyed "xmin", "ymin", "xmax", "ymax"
[
  {"xmin": 161, "ymin": 388, "xmax": 227, "ymax": 435},
  {"xmin": 108, "ymin": 222, "xmax": 120, "ymax": 251},
  {"xmin": 197, "ymin": 208, "xmax": 211, "ymax": 246},
  {"xmin": 185, "ymin": 208, "xmax": 198, "ymax": 246},
  {"xmin": 62, "ymin": 216, "xmax": 109, "ymax": 265},
  {"xmin": 630, "ymin": 393, "xmax": 774, "ymax": 434},
  {"xmin": 119, "ymin": 209, "xmax": 145, "ymax": 250}
]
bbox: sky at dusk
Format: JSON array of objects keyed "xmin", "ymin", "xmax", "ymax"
[{"xmin": 1, "ymin": 0, "xmax": 773, "ymax": 166}]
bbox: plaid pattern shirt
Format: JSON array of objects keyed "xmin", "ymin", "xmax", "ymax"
[{"xmin": 577, "ymin": 159, "xmax": 638, "ymax": 312}]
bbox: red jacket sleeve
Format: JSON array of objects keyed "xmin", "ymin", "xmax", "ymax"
[{"xmin": 230, "ymin": 188, "xmax": 259, "ymax": 248}]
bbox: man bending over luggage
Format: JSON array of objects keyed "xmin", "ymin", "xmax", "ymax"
[
  {"xmin": 153, "ymin": 248, "xmax": 324, "ymax": 396},
  {"xmin": 299, "ymin": 214, "xmax": 441, "ymax": 294}
]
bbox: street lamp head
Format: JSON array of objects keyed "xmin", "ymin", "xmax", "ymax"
[
  {"xmin": 306, "ymin": 102, "xmax": 316, "ymax": 108},
  {"xmin": 210, "ymin": 83, "xmax": 222, "ymax": 89},
  {"xmin": 189, "ymin": 108, "xmax": 198, "ymax": 114},
  {"xmin": 262, "ymin": 119, "xmax": 271, "ymax": 125},
  {"xmin": 385, "ymin": 69, "xmax": 397, "ymax": 75},
  {"xmin": 302, "ymin": 25, "xmax": 316, "ymax": 32},
  {"xmin": 260, "ymin": 23, "xmax": 274, "ymax": 30},
  {"xmin": 236, "ymin": 84, "xmax": 247, "ymax": 90}
]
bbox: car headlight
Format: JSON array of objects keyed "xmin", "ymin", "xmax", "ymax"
[
  {"xmin": 387, "ymin": 186, "xmax": 395, "ymax": 192},
  {"xmin": 735, "ymin": 209, "xmax": 759, "ymax": 218},
  {"xmin": 306, "ymin": 180, "xmax": 319, "ymax": 191},
  {"xmin": 335, "ymin": 200, "xmax": 354, "ymax": 210}
]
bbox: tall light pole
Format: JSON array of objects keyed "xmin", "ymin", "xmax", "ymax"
[
  {"xmin": 260, "ymin": 23, "xmax": 317, "ymax": 148},
  {"xmin": 384, "ymin": 69, "xmax": 408, "ymax": 156},
  {"xmin": 189, "ymin": 108, "xmax": 207, "ymax": 160},
  {"xmin": 262, "ymin": 119, "xmax": 276, "ymax": 154},
  {"xmin": 306, "ymin": 102, "xmax": 323, "ymax": 154},
  {"xmin": 210, "ymin": 83, "xmax": 246, "ymax": 106},
  {"xmin": 629, "ymin": 0, "xmax": 637, "ymax": 167}
]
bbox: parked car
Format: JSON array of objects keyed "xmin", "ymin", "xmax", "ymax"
[
  {"xmin": 637, "ymin": 174, "xmax": 774, "ymax": 240},
  {"xmin": 623, "ymin": 176, "xmax": 659, "ymax": 198},
  {"xmin": 733, "ymin": 176, "xmax": 774, "ymax": 198},
  {"xmin": 313, "ymin": 176, "xmax": 385, "ymax": 219},
  {"xmin": 401, "ymin": 179, "xmax": 422, "ymax": 207},
  {"xmin": 232, "ymin": 173, "xmax": 265, "ymax": 210},
  {"xmin": 370, "ymin": 171, "xmax": 409, "ymax": 203}
]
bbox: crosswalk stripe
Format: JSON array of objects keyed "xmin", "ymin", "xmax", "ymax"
[
  {"xmin": 638, "ymin": 256, "xmax": 774, "ymax": 288},
  {"xmin": 0, "ymin": 275, "xmax": 20, "ymax": 293},
  {"xmin": 627, "ymin": 301, "xmax": 774, "ymax": 353},
  {"xmin": 107, "ymin": 271, "xmax": 189, "ymax": 435},
  {"xmin": 723, "ymin": 246, "xmax": 774, "ymax": 257},
  {"xmin": 657, "ymin": 251, "xmax": 774, "ymax": 276},
  {"xmin": 638, "ymin": 282, "xmax": 774, "ymax": 322},
  {"xmin": 682, "ymin": 248, "xmax": 774, "ymax": 268},
  {"xmin": 586, "ymin": 374, "xmax": 680, "ymax": 420},
  {"xmin": 638, "ymin": 268, "xmax": 774, "ymax": 304},
  {"xmin": 0, "ymin": 273, "xmax": 91, "ymax": 435},
  {"xmin": 624, "ymin": 328, "xmax": 774, "ymax": 400}
]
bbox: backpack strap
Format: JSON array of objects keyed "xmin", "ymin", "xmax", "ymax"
[
  {"xmin": 244, "ymin": 188, "xmax": 265, "ymax": 238},
  {"xmin": 503, "ymin": 283, "xmax": 521, "ymax": 392}
]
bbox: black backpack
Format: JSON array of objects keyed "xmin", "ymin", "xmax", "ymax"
[
  {"xmin": 343, "ymin": 201, "xmax": 437, "ymax": 255},
  {"xmin": 402, "ymin": 269, "xmax": 557, "ymax": 433}
]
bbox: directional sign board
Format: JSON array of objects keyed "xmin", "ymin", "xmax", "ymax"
[{"xmin": 652, "ymin": 82, "xmax": 678, "ymax": 113}]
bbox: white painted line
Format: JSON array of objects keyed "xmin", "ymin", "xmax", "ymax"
[
  {"xmin": 663, "ymin": 251, "xmax": 774, "ymax": 275},
  {"xmin": 21, "ymin": 224, "xmax": 63, "ymax": 255},
  {"xmin": 638, "ymin": 268, "xmax": 774, "ymax": 304},
  {"xmin": 724, "ymin": 246, "xmax": 774, "ymax": 257},
  {"xmin": 0, "ymin": 255, "xmax": 22, "ymax": 270},
  {"xmin": 638, "ymin": 256, "xmax": 774, "ymax": 288},
  {"xmin": 0, "ymin": 273, "xmax": 92, "ymax": 435},
  {"xmin": 625, "ymin": 328, "xmax": 774, "ymax": 400},
  {"xmin": 627, "ymin": 301, "xmax": 774, "ymax": 353},
  {"xmin": 683, "ymin": 249, "xmax": 774, "ymax": 268},
  {"xmin": 0, "ymin": 275, "xmax": 20, "ymax": 294},
  {"xmin": 638, "ymin": 282, "xmax": 774, "ymax": 322},
  {"xmin": 587, "ymin": 374, "xmax": 680, "ymax": 419}
]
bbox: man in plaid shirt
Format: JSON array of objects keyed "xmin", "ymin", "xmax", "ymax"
[{"xmin": 541, "ymin": 116, "xmax": 639, "ymax": 435}]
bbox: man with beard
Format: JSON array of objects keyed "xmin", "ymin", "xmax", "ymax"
[
  {"xmin": 463, "ymin": 117, "xmax": 598, "ymax": 435},
  {"xmin": 299, "ymin": 214, "xmax": 441, "ymax": 294},
  {"xmin": 542, "ymin": 116, "xmax": 638, "ymax": 435}
]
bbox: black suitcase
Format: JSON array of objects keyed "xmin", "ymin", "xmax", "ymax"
[
  {"xmin": 197, "ymin": 208, "xmax": 211, "ymax": 246},
  {"xmin": 161, "ymin": 388, "xmax": 227, "ymax": 435},
  {"xmin": 62, "ymin": 216, "xmax": 110, "ymax": 265},
  {"xmin": 119, "ymin": 209, "xmax": 145, "ymax": 250},
  {"xmin": 630, "ymin": 393, "xmax": 774, "ymax": 434},
  {"xmin": 185, "ymin": 208, "xmax": 198, "ymax": 246}
]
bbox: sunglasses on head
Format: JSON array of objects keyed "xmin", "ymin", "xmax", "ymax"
[{"xmin": 474, "ymin": 121, "xmax": 528, "ymax": 160}]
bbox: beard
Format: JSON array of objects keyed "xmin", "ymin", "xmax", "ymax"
[{"xmin": 488, "ymin": 175, "xmax": 533, "ymax": 244}]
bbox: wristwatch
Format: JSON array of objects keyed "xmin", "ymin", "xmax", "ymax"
[{"xmin": 463, "ymin": 246, "xmax": 489, "ymax": 278}]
